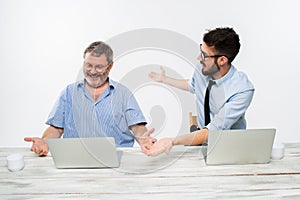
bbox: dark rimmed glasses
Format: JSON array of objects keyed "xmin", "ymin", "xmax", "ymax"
[{"xmin": 200, "ymin": 44, "xmax": 228, "ymax": 61}]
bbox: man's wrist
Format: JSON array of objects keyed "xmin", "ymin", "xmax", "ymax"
[
  {"xmin": 170, "ymin": 137, "xmax": 175, "ymax": 146},
  {"xmin": 134, "ymin": 135, "xmax": 147, "ymax": 144},
  {"xmin": 161, "ymin": 76, "xmax": 168, "ymax": 84}
]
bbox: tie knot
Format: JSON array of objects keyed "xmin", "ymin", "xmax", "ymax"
[{"xmin": 207, "ymin": 80, "xmax": 215, "ymax": 90}]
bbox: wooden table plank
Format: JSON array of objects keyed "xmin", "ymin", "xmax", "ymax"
[{"xmin": 0, "ymin": 144, "xmax": 300, "ymax": 199}]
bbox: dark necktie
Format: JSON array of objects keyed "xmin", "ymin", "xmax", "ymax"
[{"xmin": 204, "ymin": 80, "xmax": 215, "ymax": 126}]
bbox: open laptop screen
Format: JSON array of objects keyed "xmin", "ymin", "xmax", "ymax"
[
  {"xmin": 47, "ymin": 137, "xmax": 120, "ymax": 169},
  {"xmin": 205, "ymin": 129, "xmax": 276, "ymax": 165}
]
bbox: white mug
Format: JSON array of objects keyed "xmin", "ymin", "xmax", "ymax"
[
  {"xmin": 271, "ymin": 143, "xmax": 285, "ymax": 160},
  {"xmin": 7, "ymin": 153, "xmax": 24, "ymax": 171}
]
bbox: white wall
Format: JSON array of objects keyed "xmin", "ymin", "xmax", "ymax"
[{"xmin": 0, "ymin": 0, "xmax": 299, "ymax": 147}]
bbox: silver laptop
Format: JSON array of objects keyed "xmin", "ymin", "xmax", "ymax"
[
  {"xmin": 202, "ymin": 129, "xmax": 276, "ymax": 165},
  {"xmin": 47, "ymin": 137, "xmax": 121, "ymax": 169}
]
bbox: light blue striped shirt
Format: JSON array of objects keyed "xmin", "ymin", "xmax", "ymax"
[
  {"xmin": 189, "ymin": 64, "xmax": 254, "ymax": 130},
  {"xmin": 46, "ymin": 78, "xmax": 147, "ymax": 147}
]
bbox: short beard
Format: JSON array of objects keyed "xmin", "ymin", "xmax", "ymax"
[
  {"xmin": 85, "ymin": 78, "xmax": 106, "ymax": 88},
  {"xmin": 201, "ymin": 63, "xmax": 219, "ymax": 77},
  {"xmin": 84, "ymin": 73, "xmax": 107, "ymax": 88}
]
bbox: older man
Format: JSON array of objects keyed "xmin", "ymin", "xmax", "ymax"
[{"xmin": 25, "ymin": 41, "xmax": 156, "ymax": 155}]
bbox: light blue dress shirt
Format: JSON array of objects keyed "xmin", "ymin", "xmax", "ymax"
[
  {"xmin": 188, "ymin": 64, "xmax": 254, "ymax": 130},
  {"xmin": 46, "ymin": 78, "xmax": 147, "ymax": 147}
]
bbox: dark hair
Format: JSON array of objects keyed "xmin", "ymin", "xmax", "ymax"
[
  {"xmin": 203, "ymin": 27, "xmax": 240, "ymax": 63},
  {"xmin": 83, "ymin": 41, "xmax": 113, "ymax": 64}
]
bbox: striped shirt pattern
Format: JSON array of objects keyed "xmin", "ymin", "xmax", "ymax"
[{"xmin": 46, "ymin": 79, "xmax": 147, "ymax": 147}]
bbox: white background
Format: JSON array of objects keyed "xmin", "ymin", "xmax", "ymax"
[{"xmin": 0, "ymin": 0, "xmax": 299, "ymax": 147}]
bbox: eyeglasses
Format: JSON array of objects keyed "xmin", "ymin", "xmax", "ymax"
[
  {"xmin": 84, "ymin": 62, "xmax": 111, "ymax": 72},
  {"xmin": 200, "ymin": 44, "xmax": 228, "ymax": 61}
]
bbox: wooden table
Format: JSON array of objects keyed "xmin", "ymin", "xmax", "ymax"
[{"xmin": 1, "ymin": 144, "xmax": 300, "ymax": 199}]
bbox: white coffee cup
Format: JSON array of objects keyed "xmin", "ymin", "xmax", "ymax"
[
  {"xmin": 7, "ymin": 153, "xmax": 24, "ymax": 171},
  {"xmin": 271, "ymin": 143, "xmax": 285, "ymax": 160}
]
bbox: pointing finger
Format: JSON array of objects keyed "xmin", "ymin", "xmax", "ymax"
[{"xmin": 24, "ymin": 137, "xmax": 34, "ymax": 142}]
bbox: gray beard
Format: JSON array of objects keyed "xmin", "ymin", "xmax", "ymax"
[{"xmin": 85, "ymin": 77, "xmax": 107, "ymax": 88}]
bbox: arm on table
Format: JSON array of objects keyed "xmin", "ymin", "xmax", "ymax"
[{"xmin": 145, "ymin": 128, "xmax": 209, "ymax": 156}]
